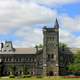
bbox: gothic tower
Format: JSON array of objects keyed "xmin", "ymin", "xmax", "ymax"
[{"xmin": 43, "ymin": 19, "xmax": 59, "ymax": 76}]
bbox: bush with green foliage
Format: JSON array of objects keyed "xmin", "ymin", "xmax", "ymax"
[
  {"xmin": 23, "ymin": 65, "xmax": 28, "ymax": 75},
  {"xmin": 22, "ymin": 74, "xmax": 32, "ymax": 78},
  {"xmin": 22, "ymin": 75, "xmax": 27, "ymax": 78},
  {"xmin": 68, "ymin": 51, "xmax": 80, "ymax": 75},
  {"xmin": 9, "ymin": 75, "xmax": 15, "ymax": 78},
  {"xmin": 26, "ymin": 74, "xmax": 32, "ymax": 78},
  {"xmin": 36, "ymin": 75, "xmax": 43, "ymax": 78}
]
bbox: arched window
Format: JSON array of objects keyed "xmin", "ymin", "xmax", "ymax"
[
  {"xmin": 48, "ymin": 54, "xmax": 54, "ymax": 60},
  {"xmin": 51, "ymin": 54, "xmax": 54, "ymax": 58}
]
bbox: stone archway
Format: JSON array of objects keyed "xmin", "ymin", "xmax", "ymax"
[
  {"xmin": 48, "ymin": 71, "xmax": 54, "ymax": 76},
  {"xmin": 47, "ymin": 66, "xmax": 54, "ymax": 76}
]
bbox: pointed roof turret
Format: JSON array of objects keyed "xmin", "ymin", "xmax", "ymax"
[{"xmin": 54, "ymin": 18, "xmax": 59, "ymax": 29}]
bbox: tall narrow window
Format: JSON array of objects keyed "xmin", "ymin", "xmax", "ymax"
[
  {"xmin": 51, "ymin": 54, "xmax": 54, "ymax": 59},
  {"xmin": 48, "ymin": 54, "xmax": 50, "ymax": 60},
  {"xmin": 48, "ymin": 54, "xmax": 54, "ymax": 60}
]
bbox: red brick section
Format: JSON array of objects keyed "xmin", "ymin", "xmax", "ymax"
[{"xmin": 63, "ymin": 70, "xmax": 80, "ymax": 78}]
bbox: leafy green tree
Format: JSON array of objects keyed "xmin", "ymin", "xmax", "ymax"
[
  {"xmin": 74, "ymin": 51, "xmax": 80, "ymax": 63},
  {"xmin": 68, "ymin": 51, "xmax": 80, "ymax": 75},
  {"xmin": 35, "ymin": 44, "xmax": 43, "ymax": 48},
  {"xmin": 23, "ymin": 65, "xmax": 28, "ymax": 75},
  {"xmin": 59, "ymin": 42, "xmax": 68, "ymax": 50},
  {"xmin": 38, "ymin": 44, "xmax": 43, "ymax": 48},
  {"xmin": 69, "ymin": 63, "xmax": 80, "ymax": 71},
  {"xmin": 8, "ymin": 65, "xmax": 16, "ymax": 75}
]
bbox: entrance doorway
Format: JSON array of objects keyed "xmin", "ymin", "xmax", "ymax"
[{"xmin": 48, "ymin": 71, "xmax": 54, "ymax": 76}]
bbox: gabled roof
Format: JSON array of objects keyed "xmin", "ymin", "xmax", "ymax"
[
  {"xmin": 14, "ymin": 48, "xmax": 36, "ymax": 54},
  {"xmin": 0, "ymin": 48, "xmax": 37, "ymax": 54}
]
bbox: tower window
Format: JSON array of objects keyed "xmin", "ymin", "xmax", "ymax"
[
  {"xmin": 48, "ymin": 54, "xmax": 50, "ymax": 59},
  {"xmin": 48, "ymin": 54, "xmax": 54, "ymax": 60},
  {"xmin": 51, "ymin": 54, "xmax": 54, "ymax": 58}
]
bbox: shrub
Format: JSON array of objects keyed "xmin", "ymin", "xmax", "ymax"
[
  {"xmin": 37, "ymin": 75, "xmax": 43, "ymax": 78},
  {"xmin": 22, "ymin": 75, "xmax": 27, "ymax": 78},
  {"xmin": 9, "ymin": 75, "xmax": 15, "ymax": 78},
  {"xmin": 22, "ymin": 75, "xmax": 31, "ymax": 78},
  {"xmin": 26, "ymin": 74, "xmax": 31, "ymax": 78},
  {"xmin": 75, "ymin": 72, "xmax": 80, "ymax": 76}
]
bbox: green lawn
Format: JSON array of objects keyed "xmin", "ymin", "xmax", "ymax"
[{"xmin": 0, "ymin": 77, "xmax": 80, "ymax": 80}]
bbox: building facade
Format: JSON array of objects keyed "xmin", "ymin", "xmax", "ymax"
[
  {"xmin": 0, "ymin": 19, "xmax": 74, "ymax": 76},
  {"xmin": 42, "ymin": 19, "xmax": 59, "ymax": 76}
]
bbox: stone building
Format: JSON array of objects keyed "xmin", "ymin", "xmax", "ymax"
[
  {"xmin": 0, "ymin": 19, "xmax": 74, "ymax": 76},
  {"xmin": 42, "ymin": 19, "xmax": 59, "ymax": 76}
]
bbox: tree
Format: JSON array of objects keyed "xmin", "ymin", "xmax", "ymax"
[
  {"xmin": 68, "ymin": 51, "xmax": 80, "ymax": 75},
  {"xmin": 38, "ymin": 44, "xmax": 43, "ymax": 48},
  {"xmin": 74, "ymin": 51, "xmax": 80, "ymax": 63},
  {"xmin": 69, "ymin": 63, "xmax": 80, "ymax": 71},
  {"xmin": 23, "ymin": 65, "xmax": 28, "ymax": 75},
  {"xmin": 59, "ymin": 42, "xmax": 68, "ymax": 51},
  {"xmin": 35, "ymin": 44, "xmax": 43, "ymax": 48},
  {"xmin": 8, "ymin": 65, "xmax": 16, "ymax": 75}
]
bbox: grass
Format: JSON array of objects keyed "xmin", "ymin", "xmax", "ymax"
[{"xmin": 0, "ymin": 76, "xmax": 80, "ymax": 80}]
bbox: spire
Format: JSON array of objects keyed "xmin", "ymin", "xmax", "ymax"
[{"xmin": 54, "ymin": 18, "xmax": 59, "ymax": 29}]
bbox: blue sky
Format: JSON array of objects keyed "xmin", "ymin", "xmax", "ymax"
[
  {"xmin": 0, "ymin": 0, "xmax": 80, "ymax": 48},
  {"xmin": 55, "ymin": 3, "xmax": 80, "ymax": 17}
]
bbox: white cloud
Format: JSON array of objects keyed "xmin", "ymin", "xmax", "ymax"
[
  {"xmin": 28, "ymin": 0, "xmax": 80, "ymax": 6},
  {"xmin": 59, "ymin": 29, "xmax": 75, "ymax": 47},
  {"xmin": 73, "ymin": 37, "xmax": 80, "ymax": 48},
  {"xmin": 60, "ymin": 15, "xmax": 80, "ymax": 32},
  {"xmin": 0, "ymin": 0, "xmax": 57, "ymax": 34},
  {"xmin": 14, "ymin": 27, "xmax": 43, "ymax": 47},
  {"xmin": 14, "ymin": 27, "xmax": 80, "ymax": 48},
  {"xmin": 59, "ymin": 15, "xmax": 80, "ymax": 48},
  {"xmin": 59, "ymin": 28, "xmax": 80, "ymax": 48},
  {"xmin": 0, "ymin": 0, "xmax": 80, "ymax": 48}
]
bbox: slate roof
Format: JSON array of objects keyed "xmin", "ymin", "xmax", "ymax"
[
  {"xmin": 14, "ymin": 48, "xmax": 37, "ymax": 54},
  {"xmin": 0, "ymin": 47, "xmax": 79, "ymax": 54},
  {"xmin": 0, "ymin": 48, "xmax": 43, "ymax": 54},
  {"xmin": 0, "ymin": 48, "xmax": 37, "ymax": 54}
]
